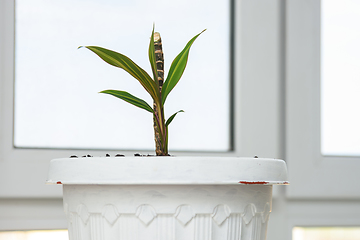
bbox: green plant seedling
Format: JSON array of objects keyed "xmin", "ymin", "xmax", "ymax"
[{"xmin": 80, "ymin": 26, "xmax": 205, "ymax": 156}]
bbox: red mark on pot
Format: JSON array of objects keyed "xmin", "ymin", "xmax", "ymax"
[
  {"xmin": 56, "ymin": 181, "xmax": 62, "ymax": 184},
  {"xmin": 239, "ymin": 181, "xmax": 269, "ymax": 185}
]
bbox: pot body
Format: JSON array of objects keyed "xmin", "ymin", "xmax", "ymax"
[
  {"xmin": 47, "ymin": 156, "xmax": 288, "ymax": 240},
  {"xmin": 63, "ymin": 184, "xmax": 272, "ymax": 240}
]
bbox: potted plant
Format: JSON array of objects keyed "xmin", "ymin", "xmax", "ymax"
[{"xmin": 47, "ymin": 26, "xmax": 288, "ymax": 240}]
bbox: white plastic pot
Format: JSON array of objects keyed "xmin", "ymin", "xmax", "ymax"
[{"xmin": 47, "ymin": 156, "xmax": 288, "ymax": 240}]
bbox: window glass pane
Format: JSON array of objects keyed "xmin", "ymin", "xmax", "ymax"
[
  {"xmin": 321, "ymin": 0, "xmax": 360, "ymax": 156},
  {"xmin": 0, "ymin": 230, "xmax": 68, "ymax": 240},
  {"xmin": 293, "ymin": 227, "xmax": 360, "ymax": 240},
  {"xmin": 14, "ymin": 0, "xmax": 231, "ymax": 151}
]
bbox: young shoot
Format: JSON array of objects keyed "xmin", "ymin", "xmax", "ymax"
[{"xmin": 80, "ymin": 26, "xmax": 206, "ymax": 155}]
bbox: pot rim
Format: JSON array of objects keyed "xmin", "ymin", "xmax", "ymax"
[{"xmin": 47, "ymin": 156, "xmax": 289, "ymax": 185}]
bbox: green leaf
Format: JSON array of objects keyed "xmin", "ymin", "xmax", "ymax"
[
  {"xmin": 81, "ymin": 46, "xmax": 160, "ymax": 104},
  {"xmin": 165, "ymin": 110, "xmax": 184, "ymax": 127},
  {"xmin": 161, "ymin": 29, "xmax": 206, "ymax": 104},
  {"xmin": 100, "ymin": 90, "xmax": 154, "ymax": 113},
  {"xmin": 148, "ymin": 25, "xmax": 159, "ymax": 87}
]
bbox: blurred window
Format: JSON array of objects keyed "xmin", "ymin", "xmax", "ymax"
[
  {"xmin": 293, "ymin": 227, "xmax": 360, "ymax": 240},
  {"xmin": 321, "ymin": 0, "xmax": 360, "ymax": 156},
  {"xmin": 14, "ymin": 0, "xmax": 232, "ymax": 152},
  {"xmin": 0, "ymin": 230, "xmax": 68, "ymax": 240}
]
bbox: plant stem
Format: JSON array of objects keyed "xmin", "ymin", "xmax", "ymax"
[{"xmin": 153, "ymin": 32, "xmax": 168, "ymax": 156}]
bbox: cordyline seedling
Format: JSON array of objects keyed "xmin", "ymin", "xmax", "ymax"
[{"xmin": 80, "ymin": 27, "xmax": 206, "ymax": 156}]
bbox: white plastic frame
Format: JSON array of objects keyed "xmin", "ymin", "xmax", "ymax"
[{"xmin": 286, "ymin": 0, "xmax": 360, "ymax": 199}]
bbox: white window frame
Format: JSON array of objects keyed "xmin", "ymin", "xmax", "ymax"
[
  {"xmin": 286, "ymin": 0, "xmax": 360, "ymax": 199},
  {"xmin": 281, "ymin": 0, "xmax": 360, "ymax": 239},
  {"xmin": 0, "ymin": 0, "xmax": 285, "ymax": 232}
]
